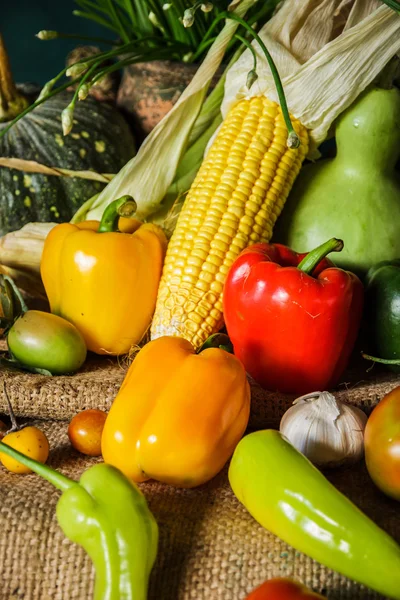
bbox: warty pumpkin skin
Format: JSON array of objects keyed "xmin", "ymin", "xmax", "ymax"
[{"xmin": 0, "ymin": 91, "xmax": 135, "ymax": 235}]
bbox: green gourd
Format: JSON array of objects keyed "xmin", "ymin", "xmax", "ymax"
[{"xmin": 274, "ymin": 86, "xmax": 400, "ymax": 275}]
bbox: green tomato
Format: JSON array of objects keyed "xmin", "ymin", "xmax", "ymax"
[{"xmin": 7, "ymin": 310, "xmax": 87, "ymax": 375}]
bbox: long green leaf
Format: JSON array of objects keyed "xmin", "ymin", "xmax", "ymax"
[
  {"xmin": 146, "ymin": 0, "xmax": 170, "ymax": 35},
  {"xmin": 163, "ymin": 5, "xmax": 190, "ymax": 43},
  {"xmin": 74, "ymin": 0, "xmax": 111, "ymax": 17},
  {"xmin": 105, "ymin": 0, "xmax": 131, "ymax": 42},
  {"xmin": 119, "ymin": 0, "xmax": 137, "ymax": 27},
  {"xmin": 380, "ymin": 0, "xmax": 400, "ymax": 13},
  {"xmin": 171, "ymin": 0, "xmax": 199, "ymax": 47},
  {"xmin": 107, "ymin": 1, "xmax": 137, "ymax": 34},
  {"xmin": 72, "ymin": 10, "xmax": 121, "ymax": 33},
  {"xmin": 132, "ymin": 0, "xmax": 154, "ymax": 35}
]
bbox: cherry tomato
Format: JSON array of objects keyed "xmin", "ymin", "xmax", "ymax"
[
  {"xmin": 364, "ymin": 385, "xmax": 400, "ymax": 500},
  {"xmin": 68, "ymin": 409, "xmax": 107, "ymax": 456},
  {"xmin": 246, "ymin": 579, "xmax": 326, "ymax": 599},
  {"xmin": 0, "ymin": 426, "xmax": 50, "ymax": 474}
]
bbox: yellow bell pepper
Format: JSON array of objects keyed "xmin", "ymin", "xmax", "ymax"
[
  {"xmin": 101, "ymin": 335, "xmax": 251, "ymax": 488},
  {"xmin": 41, "ymin": 196, "xmax": 167, "ymax": 355}
]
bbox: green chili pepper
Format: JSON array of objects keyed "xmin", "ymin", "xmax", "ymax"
[
  {"xmin": 229, "ymin": 430, "xmax": 400, "ymax": 600},
  {"xmin": 0, "ymin": 441, "xmax": 158, "ymax": 600}
]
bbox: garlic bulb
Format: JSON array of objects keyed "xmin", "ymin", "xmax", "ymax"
[{"xmin": 280, "ymin": 391, "xmax": 368, "ymax": 468}]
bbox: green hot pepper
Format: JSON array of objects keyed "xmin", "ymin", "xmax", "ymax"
[
  {"xmin": 0, "ymin": 441, "xmax": 158, "ymax": 600},
  {"xmin": 229, "ymin": 430, "xmax": 400, "ymax": 600},
  {"xmin": 363, "ymin": 260, "xmax": 400, "ymax": 372}
]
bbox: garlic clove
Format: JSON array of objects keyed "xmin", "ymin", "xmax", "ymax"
[{"xmin": 279, "ymin": 391, "xmax": 368, "ymax": 468}]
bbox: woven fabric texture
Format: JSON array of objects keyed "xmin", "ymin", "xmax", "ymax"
[
  {"xmin": 0, "ymin": 356, "xmax": 399, "ymax": 427},
  {"xmin": 0, "ymin": 419, "xmax": 398, "ymax": 600},
  {"xmin": 0, "ymin": 358, "xmax": 399, "ymax": 599}
]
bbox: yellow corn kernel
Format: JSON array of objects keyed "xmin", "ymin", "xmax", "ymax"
[{"xmin": 151, "ymin": 95, "xmax": 309, "ymax": 349}]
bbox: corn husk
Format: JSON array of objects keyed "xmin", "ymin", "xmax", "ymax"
[
  {"xmin": 222, "ymin": 1, "xmax": 400, "ymax": 155},
  {"xmin": 0, "ymin": 222, "xmax": 56, "ymax": 274},
  {"xmin": 83, "ymin": 0, "xmax": 258, "ymax": 223},
  {"xmin": 0, "ymin": 223, "xmax": 54, "ymax": 301},
  {"xmin": 262, "ymin": 0, "xmax": 381, "ymax": 65}
]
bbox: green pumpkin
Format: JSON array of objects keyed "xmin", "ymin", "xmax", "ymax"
[
  {"xmin": 364, "ymin": 260, "xmax": 400, "ymax": 373},
  {"xmin": 0, "ymin": 91, "xmax": 135, "ymax": 235},
  {"xmin": 274, "ymin": 86, "xmax": 400, "ymax": 276}
]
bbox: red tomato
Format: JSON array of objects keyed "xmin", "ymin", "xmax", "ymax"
[
  {"xmin": 246, "ymin": 579, "xmax": 326, "ymax": 599},
  {"xmin": 68, "ymin": 409, "xmax": 107, "ymax": 457},
  {"xmin": 364, "ymin": 385, "xmax": 400, "ymax": 500}
]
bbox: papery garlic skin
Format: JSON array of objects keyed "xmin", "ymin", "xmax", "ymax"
[{"xmin": 279, "ymin": 391, "xmax": 368, "ymax": 468}]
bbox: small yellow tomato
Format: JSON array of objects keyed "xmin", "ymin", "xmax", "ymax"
[{"xmin": 0, "ymin": 426, "xmax": 50, "ymax": 474}]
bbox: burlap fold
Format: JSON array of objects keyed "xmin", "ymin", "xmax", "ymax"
[
  {"xmin": 0, "ymin": 354, "xmax": 399, "ymax": 428},
  {"xmin": 1, "ymin": 352, "xmax": 399, "ymax": 598},
  {"xmin": 0, "ymin": 420, "xmax": 398, "ymax": 600}
]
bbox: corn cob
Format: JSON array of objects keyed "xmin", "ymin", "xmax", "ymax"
[{"xmin": 150, "ymin": 95, "xmax": 309, "ymax": 349}]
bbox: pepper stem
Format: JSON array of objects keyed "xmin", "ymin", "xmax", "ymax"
[
  {"xmin": 197, "ymin": 333, "xmax": 234, "ymax": 354},
  {"xmin": 3, "ymin": 382, "xmax": 19, "ymax": 432},
  {"xmin": 297, "ymin": 238, "xmax": 344, "ymax": 275},
  {"xmin": 362, "ymin": 353, "xmax": 400, "ymax": 365},
  {"xmin": 98, "ymin": 196, "xmax": 137, "ymax": 233},
  {"xmin": 0, "ymin": 438, "xmax": 75, "ymax": 491}
]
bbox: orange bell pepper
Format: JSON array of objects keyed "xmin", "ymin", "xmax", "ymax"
[
  {"xmin": 41, "ymin": 196, "xmax": 167, "ymax": 355},
  {"xmin": 101, "ymin": 335, "xmax": 250, "ymax": 488}
]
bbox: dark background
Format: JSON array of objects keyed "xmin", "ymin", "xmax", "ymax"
[{"xmin": 3, "ymin": 0, "xmax": 112, "ymax": 86}]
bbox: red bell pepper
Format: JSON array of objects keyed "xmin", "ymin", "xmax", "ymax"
[
  {"xmin": 246, "ymin": 578, "xmax": 326, "ymax": 599},
  {"xmin": 223, "ymin": 238, "xmax": 363, "ymax": 395}
]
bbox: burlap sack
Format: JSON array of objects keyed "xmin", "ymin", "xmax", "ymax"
[
  {"xmin": 0, "ymin": 357, "xmax": 399, "ymax": 599},
  {"xmin": 0, "ymin": 419, "xmax": 398, "ymax": 600},
  {"xmin": 0, "ymin": 354, "xmax": 398, "ymax": 427}
]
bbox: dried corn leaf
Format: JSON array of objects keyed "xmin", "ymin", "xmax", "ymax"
[
  {"xmin": 265, "ymin": 0, "xmax": 337, "ymax": 63},
  {"xmin": 275, "ymin": 0, "xmax": 381, "ymax": 62},
  {"xmin": 0, "ymin": 158, "xmax": 114, "ymax": 182},
  {"xmin": 342, "ymin": 0, "xmax": 381, "ymax": 30},
  {"xmin": 0, "ymin": 222, "xmax": 56, "ymax": 274}
]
